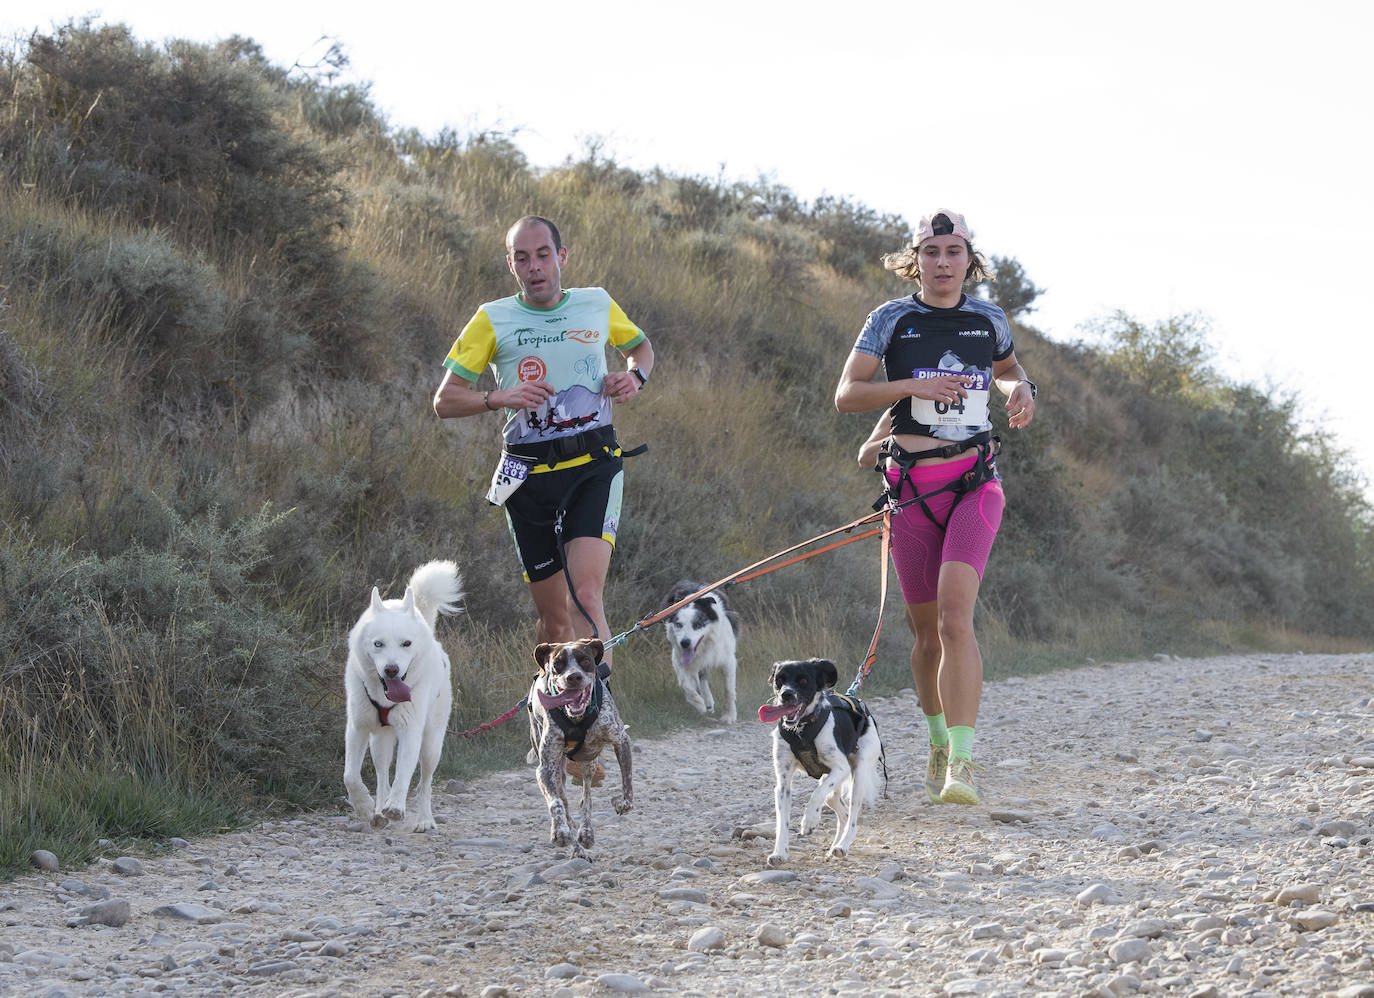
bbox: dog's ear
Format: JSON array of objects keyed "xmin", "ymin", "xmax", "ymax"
[
  {"xmin": 813, "ymin": 658, "xmax": 839, "ymax": 690},
  {"xmin": 585, "ymin": 639, "xmax": 605, "ymax": 664},
  {"xmin": 534, "ymin": 642, "xmax": 556, "ymax": 669},
  {"xmin": 767, "ymin": 660, "xmax": 783, "ymax": 689},
  {"xmin": 401, "ymin": 586, "xmax": 416, "ymax": 613},
  {"xmin": 370, "ymin": 586, "xmax": 385, "ymax": 612},
  {"xmin": 693, "ymin": 595, "xmax": 720, "ymax": 622}
]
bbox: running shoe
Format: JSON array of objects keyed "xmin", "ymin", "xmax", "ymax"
[
  {"xmin": 940, "ymin": 755, "xmax": 980, "ymax": 805},
  {"xmin": 925, "ymin": 742, "xmax": 949, "ymax": 803}
]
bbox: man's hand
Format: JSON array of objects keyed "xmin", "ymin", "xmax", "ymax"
[
  {"xmin": 498, "ymin": 380, "xmax": 557, "ymax": 410},
  {"xmin": 603, "ymin": 371, "xmax": 642, "ymax": 403}
]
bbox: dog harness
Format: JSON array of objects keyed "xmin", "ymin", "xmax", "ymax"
[
  {"xmin": 875, "ymin": 431, "xmax": 1001, "ymax": 528},
  {"xmin": 535, "ymin": 666, "xmax": 611, "ymax": 758},
  {"xmin": 779, "ymin": 693, "xmax": 874, "ymax": 780}
]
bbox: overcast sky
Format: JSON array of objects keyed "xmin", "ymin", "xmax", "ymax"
[{"xmin": 5, "ymin": 1, "xmax": 1372, "ymax": 494}]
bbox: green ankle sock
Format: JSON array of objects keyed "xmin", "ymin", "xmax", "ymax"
[
  {"xmin": 948, "ymin": 725, "xmax": 975, "ymax": 761},
  {"xmin": 925, "ymin": 712, "xmax": 949, "ymax": 747}
]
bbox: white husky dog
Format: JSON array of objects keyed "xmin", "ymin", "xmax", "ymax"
[{"xmin": 343, "ymin": 560, "xmax": 463, "ymax": 832}]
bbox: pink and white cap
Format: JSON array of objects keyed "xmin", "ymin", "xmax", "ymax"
[{"xmin": 914, "ymin": 209, "xmax": 971, "ymax": 245}]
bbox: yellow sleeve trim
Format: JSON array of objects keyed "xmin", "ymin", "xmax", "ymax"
[
  {"xmin": 607, "ymin": 298, "xmax": 646, "ymax": 351},
  {"xmin": 445, "ymin": 309, "xmax": 497, "ymax": 380}
]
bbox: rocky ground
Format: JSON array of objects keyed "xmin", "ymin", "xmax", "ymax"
[{"xmin": 3, "ymin": 652, "xmax": 1372, "ymax": 998}]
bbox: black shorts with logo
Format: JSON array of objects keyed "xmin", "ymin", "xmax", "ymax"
[{"xmin": 504, "ymin": 454, "xmax": 624, "ymax": 583}]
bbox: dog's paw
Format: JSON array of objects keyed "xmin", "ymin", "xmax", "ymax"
[
  {"xmin": 551, "ymin": 824, "xmax": 573, "ymax": 848},
  {"xmin": 612, "ymin": 794, "xmax": 632, "ymax": 815},
  {"xmin": 827, "ymin": 845, "xmax": 849, "ymax": 860},
  {"xmin": 766, "ymin": 852, "xmax": 788, "ymax": 868},
  {"xmin": 382, "ymin": 804, "xmax": 405, "ymax": 822},
  {"xmin": 798, "ymin": 821, "xmax": 815, "ymax": 838},
  {"xmin": 577, "ymin": 825, "xmax": 595, "ymax": 848},
  {"xmin": 410, "ymin": 814, "xmax": 437, "ymax": 833},
  {"xmin": 370, "ymin": 813, "xmax": 389, "ymax": 830}
]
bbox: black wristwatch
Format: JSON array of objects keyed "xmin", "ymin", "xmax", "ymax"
[
  {"xmin": 1021, "ymin": 379, "xmax": 1037, "ymax": 400},
  {"xmin": 631, "ymin": 368, "xmax": 648, "ymax": 387}
]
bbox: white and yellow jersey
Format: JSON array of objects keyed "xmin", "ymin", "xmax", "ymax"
[{"xmin": 443, "ymin": 288, "xmax": 645, "ymax": 448}]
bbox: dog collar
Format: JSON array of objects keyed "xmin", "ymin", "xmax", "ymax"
[{"xmin": 367, "ymin": 694, "xmax": 392, "ymax": 727}]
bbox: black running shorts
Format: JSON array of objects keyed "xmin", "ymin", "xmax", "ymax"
[{"xmin": 503, "ymin": 455, "xmax": 624, "ymax": 583}]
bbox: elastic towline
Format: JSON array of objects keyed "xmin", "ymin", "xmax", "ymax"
[{"xmin": 604, "ymin": 506, "xmax": 891, "ymax": 649}]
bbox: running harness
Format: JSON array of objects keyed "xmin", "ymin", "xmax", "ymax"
[{"xmin": 874, "ymin": 431, "xmax": 1002, "ymax": 528}]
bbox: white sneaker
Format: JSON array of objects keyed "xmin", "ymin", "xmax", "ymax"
[{"xmin": 940, "ymin": 755, "xmax": 981, "ymax": 805}]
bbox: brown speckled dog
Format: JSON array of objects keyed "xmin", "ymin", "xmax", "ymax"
[{"xmin": 526, "ymin": 639, "xmax": 632, "ymax": 856}]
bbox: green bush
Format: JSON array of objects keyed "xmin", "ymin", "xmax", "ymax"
[
  {"xmin": 6, "ymin": 25, "xmax": 345, "ymax": 253},
  {"xmin": 0, "ymin": 502, "xmax": 334, "ymax": 795}
]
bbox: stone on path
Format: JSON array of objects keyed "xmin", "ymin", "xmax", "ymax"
[
  {"xmin": 67, "ymin": 899, "xmax": 130, "ymax": 927},
  {"xmin": 150, "ymin": 902, "xmax": 223, "ymax": 924},
  {"xmin": 687, "ymin": 926, "xmax": 726, "ymax": 952}
]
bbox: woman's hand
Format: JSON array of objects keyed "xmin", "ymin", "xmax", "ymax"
[
  {"xmin": 907, "ymin": 373, "xmax": 975, "ymax": 405},
  {"xmin": 1006, "ymin": 382, "xmax": 1036, "ymax": 429}
]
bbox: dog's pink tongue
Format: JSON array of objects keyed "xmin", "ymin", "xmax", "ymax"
[
  {"xmin": 758, "ymin": 703, "xmax": 800, "ymax": 724},
  {"xmin": 536, "ymin": 686, "xmax": 580, "ymax": 710},
  {"xmin": 382, "ymin": 678, "xmax": 411, "ymax": 703},
  {"xmin": 679, "ymin": 636, "xmax": 705, "ymax": 669}
]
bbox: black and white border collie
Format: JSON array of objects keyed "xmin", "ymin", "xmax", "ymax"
[
  {"xmin": 661, "ymin": 580, "xmax": 738, "ymax": 724},
  {"xmin": 760, "ymin": 658, "xmax": 883, "ymax": 865}
]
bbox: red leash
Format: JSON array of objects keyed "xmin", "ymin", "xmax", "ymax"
[{"xmin": 448, "ymin": 699, "xmax": 527, "ymax": 739}]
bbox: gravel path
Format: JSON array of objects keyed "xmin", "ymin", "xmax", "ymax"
[{"xmin": 4, "ymin": 652, "xmax": 1372, "ymax": 998}]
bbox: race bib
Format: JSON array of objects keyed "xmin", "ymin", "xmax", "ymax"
[
  {"xmin": 485, "ymin": 453, "xmax": 531, "ymax": 507},
  {"xmin": 910, "ymin": 369, "xmax": 990, "ymax": 426}
]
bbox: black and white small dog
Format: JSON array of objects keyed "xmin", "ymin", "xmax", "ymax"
[
  {"xmin": 661, "ymin": 580, "xmax": 739, "ymax": 724},
  {"xmin": 760, "ymin": 658, "xmax": 883, "ymax": 866},
  {"xmin": 526, "ymin": 639, "xmax": 632, "ymax": 858}
]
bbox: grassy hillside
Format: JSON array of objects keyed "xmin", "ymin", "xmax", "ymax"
[{"xmin": 2, "ymin": 22, "xmax": 1371, "ymax": 876}]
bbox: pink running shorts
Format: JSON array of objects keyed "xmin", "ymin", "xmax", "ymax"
[{"xmin": 884, "ymin": 452, "xmax": 1005, "ymax": 605}]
